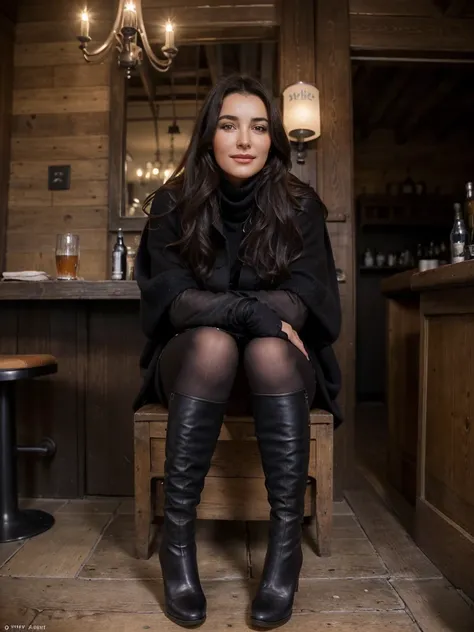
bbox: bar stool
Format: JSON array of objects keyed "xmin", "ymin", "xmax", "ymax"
[{"xmin": 0, "ymin": 354, "xmax": 58, "ymax": 543}]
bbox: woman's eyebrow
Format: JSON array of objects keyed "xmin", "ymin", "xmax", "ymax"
[{"xmin": 218, "ymin": 115, "xmax": 269, "ymax": 122}]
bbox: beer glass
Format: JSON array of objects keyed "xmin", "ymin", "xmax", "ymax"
[{"xmin": 55, "ymin": 234, "xmax": 79, "ymax": 280}]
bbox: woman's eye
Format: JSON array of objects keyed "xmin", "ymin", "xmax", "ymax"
[
  {"xmin": 254, "ymin": 125, "xmax": 268, "ymax": 133},
  {"xmin": 220, "ymin": 123, "xmax": 235, "ymax": 131}
]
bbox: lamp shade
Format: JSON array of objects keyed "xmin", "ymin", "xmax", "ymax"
[{"xmin": 283, "ymin": 82, "xmax": 321, "ymax": 143}]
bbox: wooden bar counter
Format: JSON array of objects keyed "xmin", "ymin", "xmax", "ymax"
[
  {"xmin": 0, "ymin": 281, "xmax": 144, "ymax": 499},
  {"xmin": 383, "ymin": 262, "xmax": 474, "ymax": 600},
  {"xmin": 382, "ymin": 270, "xmax": 419, "ymax": 508}
]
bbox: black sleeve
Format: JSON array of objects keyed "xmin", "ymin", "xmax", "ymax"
[
  {"xmin": 277, "ymin": 194, "xmax": 341, "ymax": 348},
  {"xmin": 134, "ymin": 189, "xmax": 200, "ymax": 339},
  {"xmin": 169, "ymin": 288, "xmax": 287, "ymax": 339},
  {"xmin": 232, "ymin": 290, "xmax": 308, "ymax": 332}
]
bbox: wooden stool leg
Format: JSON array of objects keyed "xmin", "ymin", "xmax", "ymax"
[
  {"xmin": 314, "ymin": 424, "xmax": 333, "ymax": 557},
  {"xmin": 134, "ymin": 423, "xmax": 154, "ymax": 559}
]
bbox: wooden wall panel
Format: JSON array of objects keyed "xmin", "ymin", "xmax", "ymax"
[
  {"xmin": 7, "ymin": 0, "xmax": 112, "ymax": 279},
  {"xmin": 424, "ymin": 314, "xmax": 474, "ymax": 538},
  {"xmin": 316, "ymin": 0, "xmax": 355, "ymax": 495},
  {"xmin": 0, "ymin": 14, "xmax": 14, "ymax": 273},
  {"xmin": 12, "ymin": 112, "xmax": 109, "ymax": 137},
  {"xmin": 15, "ymin": 303, "xmax": 82, "ymax": 498},
  {"xmin": 350, "ymin": 0, "xmax": 441, "ymax": 17},
  {"xmin": 350, "ymin": 15, "xmax": 474, "ymax": 52},
  {"xmin": 86, "ymin": 303, "xmax": 146, "ymax": 496}
]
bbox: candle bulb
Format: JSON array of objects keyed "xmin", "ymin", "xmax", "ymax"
[
  {"xmin": 123, "ymin": 2, "xmax": 137, "ymax": 32},
  {"xmin": 80, "ymin": 10, "xmax": 90, "ymax": 39},
  {"xmin": 165, "ymin": 21, "xmax": 174, "ymax": 49}
]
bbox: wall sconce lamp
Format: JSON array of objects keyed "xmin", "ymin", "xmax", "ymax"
[{"xmin": 283, "ymin": 82, "xmax": 321, "ymax": 165}]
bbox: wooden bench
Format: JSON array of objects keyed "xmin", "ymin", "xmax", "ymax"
[{"xmin": 134, "ymin": 404, "xmax": 333, "ymax": 559}]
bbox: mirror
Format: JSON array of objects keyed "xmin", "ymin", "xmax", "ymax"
[{"xmin": 119, "ymin": 41, "xmax": 278, "ymax": 223}]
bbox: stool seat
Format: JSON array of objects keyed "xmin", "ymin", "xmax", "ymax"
[
  {"xmin": 134, "ymin": 402, "xmax": 334, "ymax": 560},
  {"xmin": 134, "ymin": 403, "xmax": 334, "ymax": 425},
  {"xmin": 0, "ymin": 354, "xmax": 57, "ymax": 542},
  {"xmin": 0, "ymin": 355, "xmax": 57, "ymax": 382}
]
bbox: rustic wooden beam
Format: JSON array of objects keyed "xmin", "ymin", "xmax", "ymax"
[
  {"xmin": 350, "ymin": 15, "xmax": 474, "ymax": 52},
  {"xmin": 316, "ymin": 0, "xmax": 355, "ymax": 495},
  {"xmin": 350, "ymin": 0, "xmax": 441, "ymax": 16},
  {"xmin": 150, "ymin": 25, "xmax": 278, "ymax": 45},
  {"xmin": 279, "ymin": 0, "xmax": 315, "ymax": 88}
]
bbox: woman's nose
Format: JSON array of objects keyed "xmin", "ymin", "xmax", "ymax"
[{"xmin": 237, "ymin": 133, "xmax": 251, "ymax": 149}]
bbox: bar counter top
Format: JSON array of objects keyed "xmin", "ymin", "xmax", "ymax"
[
  {"xmin": 0, "ymin": 280, "xmax": 140, "ymax": 300},
  {"xmin": 381, "ymin": 260, "xmax": 474, "ymax": 296}
]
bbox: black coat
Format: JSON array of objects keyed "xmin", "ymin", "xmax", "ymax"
[{"xmin": 133, "ymin": 185, "xmax": 343, "ymax": 426}]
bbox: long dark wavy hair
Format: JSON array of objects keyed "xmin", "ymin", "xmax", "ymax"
[{"xmin": 144, "ymin": 74, "xmax": 316, "ymax": 282}]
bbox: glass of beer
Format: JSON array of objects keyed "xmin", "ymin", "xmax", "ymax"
[{"xmin": 55, "ymin": 234, "xmax": 79, "ymax": 280}]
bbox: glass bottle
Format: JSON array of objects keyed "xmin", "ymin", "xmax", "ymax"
[
  {"xmin": 112, "ymin": 228, "xmax": 127, "ymax": 280},
  {"xmin": 450, "ymin": 203, "xmax": 468, "ymax": 264}
]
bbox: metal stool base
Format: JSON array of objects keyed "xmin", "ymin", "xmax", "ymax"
[{"xmin": 0, "ymin": 508, "xmax": 55, "ymax": 543}]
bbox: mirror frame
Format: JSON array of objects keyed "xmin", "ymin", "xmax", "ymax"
[{"xmin": 108, "ymin": 26, "xmax": 279, "ymax": 232}]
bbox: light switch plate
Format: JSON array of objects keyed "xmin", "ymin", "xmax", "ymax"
[{"xmin": 48, "ymin": 165, "xmax": 71, "ymax": 190}]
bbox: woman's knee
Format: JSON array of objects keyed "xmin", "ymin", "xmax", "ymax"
[
  {"xmin": 244, "ymin": 337, "xmax": 291, "ymax": 369},
  {"xmin": 243, "ymin": 337, "xmax": 311, "ymax": 395},
  {"xmin": 187, "ymin": 327, "xmax": 239, "ymax": 376}
]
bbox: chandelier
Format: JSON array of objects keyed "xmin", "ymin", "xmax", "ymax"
[{"xmin": 77, "ymin": 1, "xmax": 178, "ymax": 76}]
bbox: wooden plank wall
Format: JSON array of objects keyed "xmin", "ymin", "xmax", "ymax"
[
  {"xmin": 0, "ymin": 12, "xmax": 15, "ymax": 273},
  {"xmin": 349, "ymin": 0, "xmax": 474, "ymax": 52},
  {"xmin": 7, "ymin": 0, "xmax": 112, "ymax": 279},
  {"xmin": 6, "ymin": 0, "xmax": 277, "ymax": 278}
]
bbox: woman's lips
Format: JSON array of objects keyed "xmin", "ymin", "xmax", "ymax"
[{"xmin": 231, "ymin": 156, "xmax": 255, "ymax": 164}]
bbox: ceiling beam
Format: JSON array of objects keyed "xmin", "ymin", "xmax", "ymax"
[
  {"xmin": 149, "ymin": 25, "xmax": 278, "ymax": 45},
  {"xmin": 351, "ymin": 15, "xmax": 474, "ymax": 52}
]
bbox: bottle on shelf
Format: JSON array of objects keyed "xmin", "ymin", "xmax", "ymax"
[
  {"xmin": 465, "ymin": 181, "xmax": 474, "ymax": 258},
  {"xmin": 450, "ymin": 203, "xmax": 468, "ymax": 264},
  {"xmin": 111, "ymin": 228, "xmax": 127, "ymax": 280}
]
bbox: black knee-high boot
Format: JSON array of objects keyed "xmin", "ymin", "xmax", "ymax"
[
  {"xmin": 159, "ymin": 392, "xmax": 226, "ymax": 628},
  {"xmin": 251, "ymin": 390, "xmax": 310, "ymax": 628}
]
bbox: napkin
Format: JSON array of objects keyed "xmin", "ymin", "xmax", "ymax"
[{"xmin": 2, "ymin": 271, "xmax": 52, "ymax": 282}]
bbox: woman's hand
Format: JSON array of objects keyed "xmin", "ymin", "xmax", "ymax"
[{"xmin": 281, "ymin": 321, "xmax": 309, "ymax": 360}]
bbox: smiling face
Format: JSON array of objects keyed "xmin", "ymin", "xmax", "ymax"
[{"xmin": 212, "ymin": 92, "xmax": 272, "ymax": 186}]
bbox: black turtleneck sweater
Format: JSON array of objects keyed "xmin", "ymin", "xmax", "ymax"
[{"xmin": 218, "ymin": 175, "xmax": 256, "ymax": 289}]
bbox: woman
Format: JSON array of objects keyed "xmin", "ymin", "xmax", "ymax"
[{"xmin": 134, "ymin": 74, "xmax": 342, "ymax": 629}]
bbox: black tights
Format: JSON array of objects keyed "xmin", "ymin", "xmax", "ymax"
[{"xmin": 156, "ymin": 327, "xmax": 316, "ymax": 412}]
